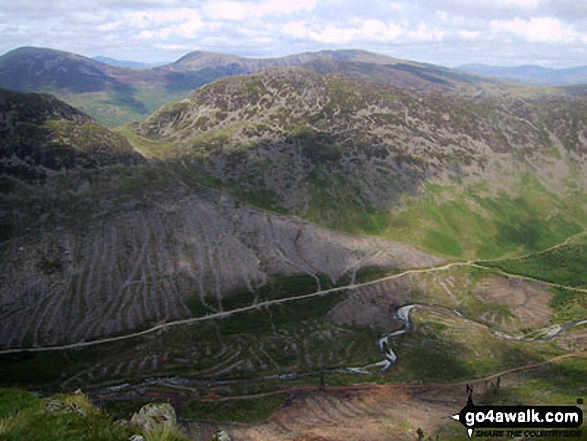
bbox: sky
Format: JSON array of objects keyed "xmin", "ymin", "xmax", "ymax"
[{"xmin": 2, "ymin": 0, "xmax": 587, "ymax": 68}]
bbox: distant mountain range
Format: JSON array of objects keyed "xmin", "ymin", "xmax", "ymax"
[
  {"xmin": 1, "ymin": 45, "xmax": 587, "ymax": 128},
  {"xmin": 457, "ymin": 63, "xmax": 587, "ymax": 86},
  {"xmin": 92, "ymin": 56, "xmax": 166, "ymax": 69},
  {"xmin": 0, "ymin": 46, "xmax": 500, "ymax": 127}
]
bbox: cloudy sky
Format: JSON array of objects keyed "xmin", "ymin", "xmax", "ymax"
[{"xmin": 2, "ymin": 0, "xmax": 587, "ymax": 67}]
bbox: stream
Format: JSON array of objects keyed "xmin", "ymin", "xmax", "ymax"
[
  {"xmin": 361, "ymin": 304, "xmax": 587, "ymax": 374},
  {"xmin": 90, "ymin": 306, "xmax": 587, "ymax": 397}
]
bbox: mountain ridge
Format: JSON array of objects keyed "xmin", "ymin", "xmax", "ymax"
[
  {"xmin": 457, "ymin": 62, "xmax": 587, "ymax": 86},
  {"xmin": 131, "ymin": 66, "xmax": 587, "ymax": 256},
  {"xmin": 92, "ymin": 56, "xmax": 165, "ymax": 69},
  {"xmin": 0, "ymin": 46, "xmax": 511, "ymax": 127},
  {"xmin": 0, "ymin": 88, "xmax": 142, "ymax": 184}
]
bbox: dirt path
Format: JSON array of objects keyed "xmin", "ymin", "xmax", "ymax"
[
  {"xmin": 1, "ymin": 230, "xmax": 586, "ymax": 355},
  {"xmin": 184, "ymin": 352, "xmax": 587, "ymax": 403},
  {"xmin": 92, "ymin": 353, "xmax": 585, "ymax": 404},
  {"xmin": 475, "ymin": 230, "xmax": 587, "ymax": 263},
  {"xmin": 470, "ymin": 263, "xmax": 587, "ymax": 293},
  {"xmin": 0, "ymin": 261, "xmax": 472, "ymax": 355}
]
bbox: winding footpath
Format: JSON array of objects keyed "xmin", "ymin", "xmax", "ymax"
[
  {"xmin": 0, "ymin": 261, "xmax": 472, "ymax": 355},
  {"xmin": 1, "ymin": 231, "xmax": 586, "ymax": 356}
]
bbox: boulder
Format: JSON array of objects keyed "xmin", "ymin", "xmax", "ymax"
[
  {"xmin": 211, "ymin": 429, "xmax": 231, "ymax": 441},
  {"xmin": 130, "ymin": 403, "xmax": 177, "ymax": 433},
  {"xmin": 64, "ymin": 403, "xmax": 87, "ymax": 417},
  {"xmin": 46, "ymin": 399, "xmax": 64, "ymax": 413}
]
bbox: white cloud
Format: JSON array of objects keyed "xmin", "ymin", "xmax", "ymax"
[
  {"xmin": 97, "ymin": 22, "xmax": 120, "ymax": 31},
  {"xmin": 421, "ymin": 0, "xmax": 539, "ymax": 14},
  {"xmin": 175, "ymin": 19, "xmax": 208, "ymax": 38},
  {"xmin": 409, "ymin": 24, "xmax": 445, "ymax": 41},
  {"xmin": 154, "ymin": 43, "xmax": 189, "ymax": 51},
  {"xmin": 459, "ymin": 29, "xmax": 479, "ymax": 40},
  {"xmin": 204, "ymin": 0, "xmax": 317, "ymax": 21},
  {"xmin": 490, "ymin": 16, "xmax": 577, "ymax": 42},
  {"xmin": 360, "ymin": 19, "xmax": 403, "ymax": 41},
  {"xmin": 309, "ymin": 24, "xmax": 357, "ymax": 44},
  {"xmin": 112, "ymin": 7, "xmax": 209, "ymax": 39},
  {"xmin": 253, "ymin": 36, "xmax": 272, "ymax": 43},
  {"xmin": 125, "ymin": 8, "xmax": 202, "ymax": 28},
  {"xmin": 282, "ymin": 21, "xmax": 308, "ymax": 38},
  {"xmin": 2, "ymin": 0, "xmax": 587, "ymax": 67},
  {"xmin": 283, "ymin": 20, "xmax": 403, "ymax": 44},
  {"xmin": 136, "ymin": 30, "xmax": 154, "ymax": 39}
]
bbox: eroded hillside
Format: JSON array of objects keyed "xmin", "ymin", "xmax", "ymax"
[{"xmin": 0, "ymin": 187, "xmax": 442, "ymax": 348}]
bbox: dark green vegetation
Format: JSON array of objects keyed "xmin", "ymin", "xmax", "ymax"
[
  {"xmin": 0, "ymin": 89, "xmax": 142, "ymax": 184},
  {"xmin": 550, "ymin": 287, "xmax": 587, "ymax": 322},
  {"xmin": 0, "ymin": 388, "xmax": 189, "ymax": 441},
  {"xmin": 185, "ymin": 396, "xmax": 286, "ymax": 424},
  {"xmin": 479, "ymin": 233, "xmax": 587, "ymax": 287}
]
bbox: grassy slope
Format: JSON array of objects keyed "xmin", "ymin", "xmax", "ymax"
[
  {"xmin": 115, "ymin": 127, "xmax": 587, "ymax": 261},
  {"xmin": 479, "ymin": 234, "xmax": 587, "ymax": 287},
  {"xmin": 56, "ymin": 85, "xmax": 189, "ymax": 128},
  {"xmin": 0, "ymin": 389, "xmax": 188, "ymax": 441},
  {"xmin": 383, "ymin": 175, "xmax": 587, "ymax": 259},
  {"xmin": 478, "ymin": 234, "xmax": 587, "ymax": 322}
]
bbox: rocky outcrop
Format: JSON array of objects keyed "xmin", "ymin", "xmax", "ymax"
[
  {"xmin": 0, "ymin": 89, "xmax": 142, "ymax": 183},
  {"xmin": 135, "ymin": 68, "xmax": 587, "ymax": 216}
]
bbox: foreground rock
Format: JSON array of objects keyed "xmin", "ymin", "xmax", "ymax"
[{"xmin": 130, "ymin": 403, "xmax": 177, "ymax": 433}]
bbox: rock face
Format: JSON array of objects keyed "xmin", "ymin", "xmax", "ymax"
[
  {"xmin": 130, "ymin": 403, "xmax": 177, "ymax": 433},
  {"xmin": 45, "ymin": 393, "xmax": 88, "ymax": 417}
]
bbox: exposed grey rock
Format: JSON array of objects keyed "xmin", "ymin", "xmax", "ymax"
[
  {"xmin": 64, "ymin": 403, "xmax": 87, "ymax": 417},
  {"xmin": 129, "ymin": 435, "xmax": 145, "ymax": 441},
  {"xmin": 211, "ymin": 429, "xmax": 231, "ymax": 441},
  {"xmin": 0, "ymin": 189, "xmax": 443, "ymax": 349},
  {"xmin": 130, "ymin": 403, "xmax": 177, "ymax": 433},
  {"xmin": 46, "ymin": 399, "xmax": 64, "ymax": 413}
]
